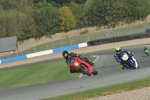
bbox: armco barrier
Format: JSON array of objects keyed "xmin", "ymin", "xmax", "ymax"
[
  {"xmin": 88, "ymin": 33, "xmax": 150, "ymax": 46},
  {"xmin": 1, "ymin": 55, "xmax": 27, "ymax": 64},
  {"xmin": 53, "ymin": 43, "xmax": 88, "ymax": 53},
  {"xmin": 27, "ymin": 49, "xmax": 53, "ymax": 58},
  {"xmin": 0, "ymin": 42, "xmax": 88, "ymax": 64}
]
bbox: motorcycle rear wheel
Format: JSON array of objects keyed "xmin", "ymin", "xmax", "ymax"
[{"xmin": 92, "ymin": 69, "xmax": 98, "ymax": 75}]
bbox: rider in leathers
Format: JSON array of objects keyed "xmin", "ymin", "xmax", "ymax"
[
  {"xmin": 144, "ymin": 46, "xmax": 150, "ymax": 56},
  {"xmin": 62, "ymin": 51, "xmax": 94, "ymax": 73},
  {"xmin": 114, "ymin": 46, "xmax": 134, "ymax": 70}
]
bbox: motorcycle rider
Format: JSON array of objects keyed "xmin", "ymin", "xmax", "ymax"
[
  {"xmin": 114, "ymin": 46, "xmax": 134, "ymax": 70},
  {"xmin": 62, "ymin": 50, "xmax": 94, "ymax": 73},
  {"xmin": 144, "ymin": 46, "xmax": 150, "ymax": 56}
]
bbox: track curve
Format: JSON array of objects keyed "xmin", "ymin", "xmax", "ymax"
[{"xmin": 0, "ymin": 45, "xmax": 150, "ymax": 100}]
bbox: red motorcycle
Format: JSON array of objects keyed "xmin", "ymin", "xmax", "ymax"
[{"xmin": 68, "ymin": 57, "xmax": 98, "ymax": 76}]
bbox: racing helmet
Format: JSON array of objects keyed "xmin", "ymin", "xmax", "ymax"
[
  {"xmin": 62, "ymin": 51, "xmax": 69, "ymax": 58},
  {"xmin": 115, "ymin": 46, "xmax": 121, "ymax": 52}
]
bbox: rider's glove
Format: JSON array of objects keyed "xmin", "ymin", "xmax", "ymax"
[
  {"xmin": 131, "ymin": 53, "xmax": 134, "ymax": 56},
  {"xmin": 127, "ymin": 51, "xmax": 134, "ymax": 56}
]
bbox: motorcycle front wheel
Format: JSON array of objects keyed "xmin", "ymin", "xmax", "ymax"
[
  {"xmin": 78, "ymin": 66, "xmax": 91, "ymax": 76},
  {"xmin": 128, "ymin": 60, "xmax": 137, "ymax": 69}
]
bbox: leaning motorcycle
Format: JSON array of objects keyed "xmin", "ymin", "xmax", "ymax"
[
  {"xmin": 144, "ymin": 49, "xmax": 150, "ymax": 56},
  {"xmin": 120, "ymin": 51, "xmax": 139, "ymax": 69},
  {"xmin": 68, "ymin": 57, "xmax": 98, "ymax": 76}
]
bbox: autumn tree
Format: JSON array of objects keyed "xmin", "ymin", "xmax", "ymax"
[
  {"xmin": 19, "ymin": 8, "xmax": 36, "ymax": 41},
  {"xmin": 0, "ymin": 10, "xmax": 26, "ymax": 38},
  {"xmin": 125, "ymin": 0, "xmax": 150, "ymax": 23},
  {"xmin": 46, "ymin": 0, "xmax": 87, "ymax": 7},
  {"xmin": 87, "ymin": 0, "xmax": 124, "ymax": 27},
  {"xmin": 59, "ymin": 6, "xmax": 76, "ymax": 31},
  {"xmin": 86, "ymin": 0, "xmax": 150, "ymax": 28},
  {"xmin": 33, "ymin": 1, "xmax": 59, "ymax": 39},
  {"xmin": 69, "ymin": 1, "xmax": 86, "ymax": 28},
  {"xmin": 0, "ymin": 0, "xmax": 34, "ymax": 11}
]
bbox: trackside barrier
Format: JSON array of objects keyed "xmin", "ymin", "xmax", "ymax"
[
  {"xmin": 78, "ymin": 43, "xmax": 88, "ymax": 48},
  {"xmin": 87, "ymin": 33, "xmax": 150, "ymax": 46},
  {"xmin": 0, "ymin": 42, "xmax": 88, "ymax": 64},
  {"xmin": 27, "ymin": 49, "xmax": 53, "ymax": 58},
  {"xmin": 1, "ymin": 55, "xmax": 27, "ymax": 64}
]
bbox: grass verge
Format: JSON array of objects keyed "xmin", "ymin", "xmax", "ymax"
[
  {"xmin": 0, "ymin": 56, "xmax": 96, "ymax": 90},
  {"xmin": 42, "ymin": 76, "xmax": 150, "ymax": 100}
]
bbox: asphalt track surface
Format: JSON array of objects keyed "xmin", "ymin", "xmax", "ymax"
[{"xmin": 0, "ymin": 45, "xmax": 150, "ymax": 100}]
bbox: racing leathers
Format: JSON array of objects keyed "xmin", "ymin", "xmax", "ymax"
[
  {"xmin": 114, "ymin": 49, "xmax": 134, "ymax": 69},
  {"xmin": 66, "ymin": 52, "xmax": 94, "ymax": 73},
  {"xmin": 144, "ymin": 46, "xmax": 150, "ymax": 56}
]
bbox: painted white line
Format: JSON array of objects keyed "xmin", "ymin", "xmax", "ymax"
[
  {"xmin": 79, "ymin": 55, "xmax": 99, "ymax": 78},
  {"xmin": 92, "ymin": 55, "xmax": 99, "ymax": 63},
  {"xmin": 79, "ymin": 73, "xmax": 84, "ymax": 78}
]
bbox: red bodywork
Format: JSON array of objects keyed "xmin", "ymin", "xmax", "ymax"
[{"xmin": 68, "ymin": 57, "xmax": 94, "ymax": 73}]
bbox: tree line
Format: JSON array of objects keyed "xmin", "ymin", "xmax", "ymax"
[{"xmin": 0, "ymin": 0, "xmax": 150, "ymax": 42}]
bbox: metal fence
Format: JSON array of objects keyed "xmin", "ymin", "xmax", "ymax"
[{"xmin": 1, "ymin": 21, "xmax": 150, "ymax": 59}]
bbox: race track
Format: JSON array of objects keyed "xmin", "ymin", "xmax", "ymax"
[{"xmin": 0, "ymin": 45, "xmax": 150, "ymax": 100}]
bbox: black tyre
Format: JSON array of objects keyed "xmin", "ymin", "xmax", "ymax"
[
  {"xmin": 92, "ymin": 69, "xmax": 98, "ymax": 75},
  {"xmin": 128, "ymin": 60, "xmax": 136, "ymax": 69},
  {"xmin": 124, "ymin": 63, "xmax": 130, "ymax": 68},
  {"xmin": 78, "ymin": 66, "xmax": 91, "ymax": 76}
]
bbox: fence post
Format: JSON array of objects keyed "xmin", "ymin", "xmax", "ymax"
[
  {"xmin": 87, "ymin": 34, "xmax": 89, "ymax": 41},
  {"xmin": 34, "ymin": 46, "xmax": 36, "ymax": 53},
  {"xmin": 140, "ymin": 21, "xmax": 143, "ymax": 32},
  {"xmin": 21, "ymin": 43, "xmax": 24, "ymax": 55},
  {"xmin": 118, "ymin": 24, "xmax": 120, "ymax": 36},
  {"xmin": 60, "ymin": 43, "xmax": 62, "ymax": 47},
  {"xmin": 70, "ymin": 37, "xmax": 72, "ymax": 45},
  {"xmin": 16, "ymin": 47, "xmax": 18, "ymax": 56},
  {"xmin": 52, "ymin": 41, "xmax": 54, "ymax": 49},
  {"xmin": 129, "ymin": 23, "xmax": 132, "ymax": 34},
  {"xmin": 47, "ymin": 45, "xmax": 48, "ymax": 50}
]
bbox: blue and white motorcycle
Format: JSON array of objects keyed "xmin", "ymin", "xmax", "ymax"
[{"xmin": 120, "ymin": 51, "xmax": 139, "ymax": 69}]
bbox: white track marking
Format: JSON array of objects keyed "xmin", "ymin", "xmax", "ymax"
[
  {"xmin": 92, "ymin": 55, "xmax": 99, "ymax": 63},
  {"xmin": 79, "ymin": 55, "xmax": 99, "ymax": 78}
]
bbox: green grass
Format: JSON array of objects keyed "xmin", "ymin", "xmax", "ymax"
[
  {"xmin": 42, "ymin": 76, "xmax": 150, "ymax": 100},
  {"xmin": 1, "ymin": 22, "xmax": 150, "ymax": 59},
  {"xmin": 0, "ymin": 56, "xmax": 96, "ymax": 90}
]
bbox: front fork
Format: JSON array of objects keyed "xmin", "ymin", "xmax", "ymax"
[{"xmin": 122, "ymin": 60, "xmax": 130, "ymax": 69}]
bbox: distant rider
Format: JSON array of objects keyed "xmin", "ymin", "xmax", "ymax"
[
  {"xmin": 144, "ymin": 46, "xmax": 150, "ymax": 56},
  {"xmin": 62, "ymin": 50, "xmax": 94, "ymax": 73},
  {"xmin": 114, "ymin": 46, "xmax": 134, "ymax": 70}
]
